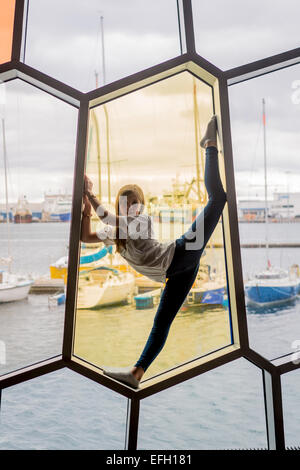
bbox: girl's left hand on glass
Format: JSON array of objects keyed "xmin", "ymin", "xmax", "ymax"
[{"xmin": 84, "ymin": 174, "xmax": 93, "ymax": 194}]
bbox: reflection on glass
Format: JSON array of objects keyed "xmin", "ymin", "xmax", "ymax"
[
  {"xmin": 192, "ymin": 0, "xmax": 300, "ymax": 70},
  {"xmin": 24, "ymin": 0, "xmax": 181, "ymax": 91},
  {"xmin": 74, "ymin": 71, "xmax": 232, "ymax": 382},
  {"xmin": 229, "ymin": 63, "xmax": 300, "ymax": 359},
  {"xmin": 0, "ymin": 0, "xmax": 16, "ymax": 64},
  {"xmin": 138, "ymin": 358, "xmax": 267, "ymax": 449},
  {"xmin": 0, "ymin": 79, "xmax": 77, "ymax": 375},
  {"xmin": 0, "ymin": 368, "xmax": 127, "ymax": 449},
  {"xmin": 282, "ymin": 369, "xmax": 300, "ymax": 448}
]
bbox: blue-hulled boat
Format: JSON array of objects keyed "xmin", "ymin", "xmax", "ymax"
[
  {"xmin": 245, "ymin": 267, "xmax": 300, "ymax": 307},
  {"xmin": 244, "ymin": 99, "xmax": 300, "ymax": 307}
]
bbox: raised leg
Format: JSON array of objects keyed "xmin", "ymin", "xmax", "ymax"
[{"xmin": 166, "ymin": 145, "xmax": 227, "ymax": 277}]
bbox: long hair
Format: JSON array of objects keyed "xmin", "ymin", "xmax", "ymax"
[{"xmin": 115, "ymin": 184, "xmax": 145, "ymax": 253}]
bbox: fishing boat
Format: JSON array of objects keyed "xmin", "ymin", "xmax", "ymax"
[
  {"xmin": 0, "ymin": 118, "xmax": 34, "ymax": 302},
  {"xmin": 76, "ymin": 266, "xmax": 135, "ymax": 309},
  {"xmin": 14, "ymin": 195, "xmax": 32, "ymax": 223},
  {"xmin": 244, "ymin": 99, "xmax": 299, "ymax": 307},
  {"xmin": 42, "ymin": 192, "xmax": 72, "ymax": 222},
  {"xmin": 51, "ymin": 195, "xmax": 72, "ymax": 222}
]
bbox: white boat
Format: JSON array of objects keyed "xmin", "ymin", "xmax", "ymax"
[
  {"xmin": 0, "ymin": 118, "xmax": 34, "ymax": 303},
  {"xmin": 76, "ymin": 266, "xmax": 135, "ymax": 309},
  {"xmin": 42, "ymin": 193, "xmax": 72, "ymax": 222},
  {"xmin": 0, "ymin": 269, "xmax": 34, "ymax": 303}
]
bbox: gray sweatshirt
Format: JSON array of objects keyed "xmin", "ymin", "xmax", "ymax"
[{"xmin": 96, "ymin": 213, "xmax": 176, "ymax": 283}]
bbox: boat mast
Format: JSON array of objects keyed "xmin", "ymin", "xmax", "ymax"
[
  {"xmin": 262, "ymin": 98, "xmax": 269, "ymax": 267},
  {"xmin": 92, "ymin": 71, "xmax": 102, "ymax": 201},
  {"xmin": 2, "ymin": 118, "xmax": 11, "ymax": 273},
  {"xmin": 100, "ymin": 15, "xmax": 111, "ymax": 205},
  {"xmin": 192, "ymin": 78, "xmax": 201, "ymax": 202}
]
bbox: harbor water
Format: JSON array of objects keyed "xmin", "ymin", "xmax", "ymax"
[{"xmin": 0, "ymin": 221, "xmax": 299, "ymax": 449}]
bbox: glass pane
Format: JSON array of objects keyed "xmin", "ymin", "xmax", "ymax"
[
  {"xmin": 0, "ymin": 79, "xmax": 77, "ymax": 375},
  {"xmin": 0, "ymin": 0, "xmax": 16, "ymax": 64},
  {"xmin": 229, "ymin": 63, "xmax": 300, "ymax": 359},
  {"xmin": 192, "ymin": 0, "xmax": 300, "ymax": 70},
  {"xmin": 282, "ymin": 369, "xmax": 300, "ymax": 448},
  {"xmin": 138, "ymin": 358, "xmax": 267, "ymax": 449},
  {"xmin": 0, "ymin": 368, "xmax": 127, "ymax": 449},
  {"xmin": 24, "ymin": 0, "xmax": 181, "ymax": 92},
  {"xmin": 74, "ymin": 70, "xmax": 232, "ymax": 384}
]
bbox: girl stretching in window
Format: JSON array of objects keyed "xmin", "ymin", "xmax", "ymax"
[{"xmin": 80, "ymin": 116, "xmax": 227, "ymax": 389}]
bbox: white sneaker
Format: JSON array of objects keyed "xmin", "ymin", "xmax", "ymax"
[{"xmin": 103, "ymin": 366, "xmax": 140, "ymax": 389}]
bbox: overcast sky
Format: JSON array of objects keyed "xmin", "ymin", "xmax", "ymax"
[{"xmin": 0, "ymin": 0, "xmax": 300, "ymax": 203}]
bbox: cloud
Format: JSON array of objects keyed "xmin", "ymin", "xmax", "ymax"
[
  {"xmin": 1, "ymin": 1, "xmax": 300, "ymax": 203},
  {"xmin": 25, "ymin": 0, "xmax": 181, "ymax": 91},
  {"xmin": 192, "ymin": 0, "xmax": 300, "ymax": 70}
]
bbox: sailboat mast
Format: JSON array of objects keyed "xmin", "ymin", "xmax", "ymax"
[
  {"xmin": 2, "ymin": 118, "xmax": 11, "ymax": 273},
  {"xmin": 100, "ymin": 16, "xmax": 106, "ymax": 86},
  {"xmin": 192, "ymin": 78, "xmax": 201, "ymax": 202},
  {"xmin": 262, "ymin": 98, "xmax": 269, "ymax": 266},
  {"xmin": 100, "ymin": 15, "xmax": 111, "ymax": 205}
]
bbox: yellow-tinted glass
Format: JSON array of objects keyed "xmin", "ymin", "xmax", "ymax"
[
  {"xmin": 0, "ymin": 0, "xmax": 16, "ymax": 64},
  {"xmin": 74, "ymin": 71, "xmax": 233, "ymax": 382}
]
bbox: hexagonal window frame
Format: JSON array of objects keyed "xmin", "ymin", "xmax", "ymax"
[
  {"xmin": 1, "ymin": 0, "xmax": 300, "ymax": 451},
  {"xmin": 68, "ymin": 56, "xmax": 245, "ymax": 398}
]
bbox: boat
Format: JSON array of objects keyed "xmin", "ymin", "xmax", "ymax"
[
  {"xmin": 14, "ymin": 195, "xmax": 32, "ymax": 223},
  {"xmin": 76, "ymin": 266, "xmax": 135, "ymax": 309},
  {"xmin": 244, "ymin": 99, "xmax": 299, "ymax": 307},
  {"xmin": 49, "ymin": 244, "xmax": 132, "ymax": 280},
  {"xmin": 48, "ymin": 285, "xmax": 66, "ymax": 308},
  {"xmin": 51, "ymin": 195, "xmax": 72, "ymax": 222},
  {"xmin": 185, "ymin": 280, "xmax": 227, "ymax": 307},
  {"xmin": 134, "ymin": 288, "xmax": 162, "ymax": 309},
  {"xmin": 0, "ymin": 267, "xmax": 34, "ymax": 303},
  {"xmin": 42, "ymin": 192, "xmax": 72, "ymax": 222},
  {"xmin": 245, "ymin": 266, "xmax": 299, "ymax": 307},
  {"xmin": 0, "ymin": 118, "xmax": 34, "ymax": 303}
]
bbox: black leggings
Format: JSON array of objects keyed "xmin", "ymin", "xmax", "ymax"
[{"xmin": 134, "ymin": 146, "xmax": 227, "ymax": 372}]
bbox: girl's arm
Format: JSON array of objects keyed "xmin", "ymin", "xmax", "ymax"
[
  {"xmin": 84, "ymin": 175, "xmax": 118, "ymax": 226},
  {"xmin": 85, "ymin": 190, "xmax": 119, "ymax": 226},
  {"xmin": 80, "ymin": 214, "xmax": 101, "ymax": 243}
]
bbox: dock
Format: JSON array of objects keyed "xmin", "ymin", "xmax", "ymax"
[
  {"xmin": 206, "ymin": 243, "xmax": 300, "ymax": 248},
  {"xmin": 240, "ymin": 243, "xmax": 300, "ymax": 248},
  {"xmin": 30, "ymin": 277, "xmax": 65, "ymax": 294}
]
